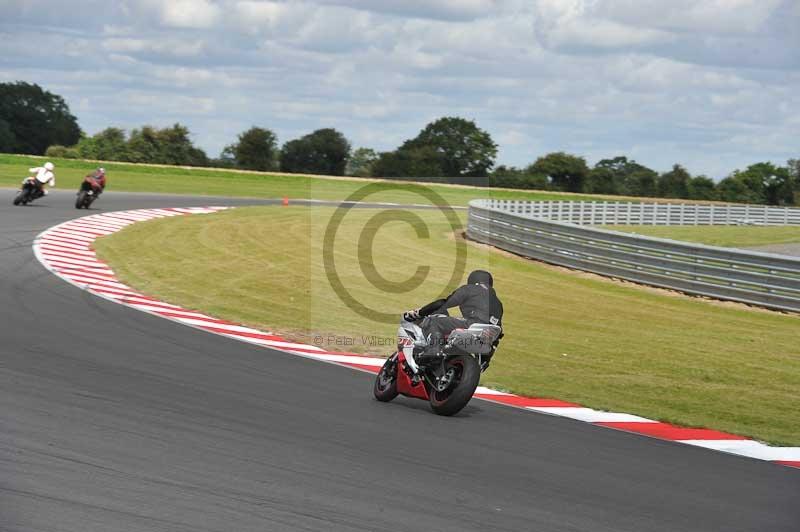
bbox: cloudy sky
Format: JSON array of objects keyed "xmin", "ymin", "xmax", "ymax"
[{"xmin": 1, "ymin": 0, "xmax": 798, "ymax": 178}]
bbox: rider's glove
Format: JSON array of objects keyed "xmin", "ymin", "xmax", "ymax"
[{"xmin": 403, "ymin": 309, "xmax": 421, "ymax": 321}]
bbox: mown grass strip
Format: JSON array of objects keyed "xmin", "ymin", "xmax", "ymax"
[
  {"xmin": 0, "ymin": 153, "xmax": 605, "ymax": 206},
  {"xmin": 94, "ymin": 206, "xmax": 800, "ymax": 446},
  {"xmin": 605, "ymin": 224, "xmax": 800, "ymax": 248}
]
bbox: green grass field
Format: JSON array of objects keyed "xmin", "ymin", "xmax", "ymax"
[
  {"xmin": 0, "ymin": 153, "xmax": 603, "ymax": 206},
  {"xmin": 6, "ymin": 153, "xmax": 799, "ymax": 247},
  {"xmin": 605, "ymin": 225, "xmax": 800, "ymax": 248},
  {"xmin": 94, "ymin": 206, "xmax": 800, "ymax": 446}
]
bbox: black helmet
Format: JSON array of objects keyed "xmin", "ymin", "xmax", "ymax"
[{"xmin": 467, "ymin": 270, "xmax": 493, "ymax": 287}]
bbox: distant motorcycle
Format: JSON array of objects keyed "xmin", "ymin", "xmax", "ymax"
[
  {"xmin": 75, "ymin": 175, "xmax": 104, "ymax": 209},
  {"xmin": 12, "ymin": 177, "xmax": 41, "ymax": 206},
  {"xmin": 373, "ymin": 314, "xmax": 502, "ymax": 416}
]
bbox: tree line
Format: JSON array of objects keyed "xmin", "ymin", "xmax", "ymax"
[{"xmin": 2, "ymin": 81, "xmax": 798, "ymax": 205}]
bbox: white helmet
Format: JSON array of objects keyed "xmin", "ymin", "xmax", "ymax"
[{"xmin": 44, "ymin": 161, "xmax": 54, "ymax": 171}]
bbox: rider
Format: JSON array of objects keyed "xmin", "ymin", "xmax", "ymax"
[
  {"xmin": 28, "ymin": 161, "xmax": 56, "ymax": 198},
  {"xmin": 405, "ymin": 270, "xmax": 503, "ymax": 358},
  {"xmin": 85, "ymin": 167, "xmax": 107, "ymax": 194}
]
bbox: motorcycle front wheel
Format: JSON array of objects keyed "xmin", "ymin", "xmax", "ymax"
[
  {"xmin": 429, "ymin": 355, "xmax": 480, "ymax": 416},
  {"xmin": 373, "ymin": 354, "xmax": 399, "ymax": 402},
  {"xmin": 13, "ymin": 191, "xmax": 23, "ymax": 205}
]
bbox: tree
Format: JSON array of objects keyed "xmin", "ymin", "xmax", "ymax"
[
  {"xmin": 717, "ymin": 162, "xmax": 793, "ymax": 205},
  {"xmin": 280, "ymin": 128, "xmax": 350, "ymax": 175},
  {"xmin": 626, "ymin": 168, "xmax": 658, "ymax": 197},
  {"xmin": 214, "ymin": 145, "xmax": 237, "ymax": 168},
  {"xmin": 528, "ymin": 152, "xmax": 588, "ymax": 192},
  {"xmin": 657, "ymin": 164, "xmax": 691, "ymax": 198},
  {"xmin": 371, "ymin": 145, "xmax": 445, "ymax": 179},
  {"xmin": 717, "ymin": 175, "xmax": 760, "ymax": 203},
  {"xmin": 45, "ymin": 145, "xmax": 79, "ymax": 158},
  {"xmin": 75, "ymin": 127, "xmax": 128, "ymax": 160},
  {"xmin": 788, "ymin": 159, "xmax": 800, "ymax": 205},
  {"xmin": 401, "ymin": 117, "xmax": 497, "ymax": 178},
  {"xmin": 593, "ymin": 156, "xmax": 658, "ymax": 196},
  {"xmin": 584, "ymin": 167, "xmax": 617, "ymax": 194},
  {"xmin": 127, "ymin": 126, "xmax": 161, "ymax": 163},
  {"xmin": 788, "ymin": 159, "xmax": 800, "ymax": 180},
  {"xmin": 346, "ymin": 147, "xmax": 378, "ymax": 177},
  {"xmin": 687, "ymin": 175, "xmax": 717, "ymax": 201},
  {"xmin": 737, "ymin": 163, "xmax": 794, "ymax": 205},
  {"xmin": 0, "ymin": 81, "xmax": 81, "ymax": 154},
  {"xmin": 155, "ymin": 123, "xmax": 208, "ymax": 166},
  {"xmin": 752, "ymin": 162, "xmax": 793, "ymax": 205},
  {"xmin": 227, "ymin": 126, "xmax": 278, "ymax": 171},
  {"xmin": 490, "ymin": 165, "xmax": 548, "ymax": 189},
  {"xmin": 0, "ymin": 119, "xmax": 14, "ymax": 152},
  {"xmin": 124, "ymin": 124, "xmax": 207, "ymax": 166}
]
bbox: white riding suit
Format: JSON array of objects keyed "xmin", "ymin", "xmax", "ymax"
[{"xmin": 29, "ymin": 167, "xmax": 55, "ymax": 195}]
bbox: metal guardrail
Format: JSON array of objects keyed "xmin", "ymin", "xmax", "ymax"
[{"xmin": 467, "ymin": 200, "xmax": 800, "ymax": 313}]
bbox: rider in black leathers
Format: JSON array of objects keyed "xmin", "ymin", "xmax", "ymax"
[{"xmin": 405, "ymin": 270, "xmax": 503, "ymax": 358}]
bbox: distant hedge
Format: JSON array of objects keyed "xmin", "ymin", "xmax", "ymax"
[{"xmin": 45, "ymin": 145, "xmax": 80, "ymax": 159}]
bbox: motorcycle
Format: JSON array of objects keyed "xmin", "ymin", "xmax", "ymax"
[
  {"xmin": 12, "ymin": 177, "xmax": 42, "ymax": 206},
  {"xmin": 75, "ymin": 176, "xmax": 103, "ymax": 209},
  {"xmin": 373, "ymin": 315, "xmax": 502, "ymax": 416}
]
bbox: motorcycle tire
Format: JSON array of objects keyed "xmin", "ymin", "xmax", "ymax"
[
  {"xmin": 429, "ymin": 355, "xmax": 480, "ymax": 416},
  {"xmin": 13, "ymin": 191, "xmax": 23, "ymax": 206},
  {"xmin": 76, "ymin": 191, "xmax": 87, "ymax": 209},
  {"xmin": 373, "ymin": 354, "xmax": 399, "ymax": 402}
]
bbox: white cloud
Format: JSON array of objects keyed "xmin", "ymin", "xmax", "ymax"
[
  {"xmin": 1, "ymin": 0, "xmax": 797, "ymax": 178},
  {"xmin": 391, "ymin": 42, "xmax": 444, "ymax": 70},
  {"xmin": 315, "ymin": 0, "xmax": 499, "ymax": 21},
  {"xmin": 535, "ymin": 10, "xmax": 674, "ymax": 49},
  {"xmin": 161, "ymin": 0, "xmax": 221, "ymax": 28},
  {"xmin": 145, "ymin": 0, "xmax": 221, "ymax": 28},
  {"xmin": 233, "ymin": 1, "xmax": 290, "ymax": 31},
  {"xmin": 125, "ymin": 91, "xmax": 217, "ymax": 114},
  {"xmin": 598, "ymin": 0, "xmax": 784, "ymax": 35},
  {"xmin": 102, "ymin": 37, "xmax": 207, "ymax": 57},
  {"xmin": 127, "ymin": 0, "xmax": 221, "ymax": 29}
]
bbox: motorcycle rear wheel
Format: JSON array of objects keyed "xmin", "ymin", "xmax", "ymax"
[
  {"xmin": 429, "ymin": 355, "xmax": 480, "ymax": 416},
  {"xmin": 373, "ymin": 354, "xmax": 399, "ymax": 402}
]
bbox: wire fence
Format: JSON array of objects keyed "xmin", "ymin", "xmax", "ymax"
[{"xmin": 467, "ymin": 200, "xmax": 800, "ymax": 313}]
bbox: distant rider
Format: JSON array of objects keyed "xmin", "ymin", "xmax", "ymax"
[
  {"xmin": 85, "ymin": 167, "xmax": 107, "ymax": 194},
  {"xmin": 28, "ymin": 161, "xmax": 56, "ymax": 198},
  {"xmin": 405, "ymin": 270, "xmax": 503, "ymax": 358}
]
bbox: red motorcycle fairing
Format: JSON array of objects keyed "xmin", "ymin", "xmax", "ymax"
[
  {"xmin": 82, "ymin": 176, "xmax": 104, "ymax": 192},
  {"xmin": 395, "ymin": 352, "xmax": 430, "ymax": 400}
]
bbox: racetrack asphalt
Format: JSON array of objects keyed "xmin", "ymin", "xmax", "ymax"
[{"xmin": 1, "ymin": 190, "xmax": 798, "ymax": 532}]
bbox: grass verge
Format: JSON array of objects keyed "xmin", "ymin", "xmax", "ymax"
[
  {"xmin": 604, "ymin": 224, "xmax": 800, "ymax": 248},
  {"xmin": 1, "ymin": 153, "xmax": 606, "ymax": 206},
  {"xmin": 94, "ymin": 206, "xmax": 800, "ymax": 446}
]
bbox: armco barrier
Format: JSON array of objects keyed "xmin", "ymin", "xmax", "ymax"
[{"xmin": 467, "ymin": 200, "xmax": 800, "ymax": 313}]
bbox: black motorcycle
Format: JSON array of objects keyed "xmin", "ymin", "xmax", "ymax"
[{"xmin": 12, "ymin": 178, "xmax": 41, "ymax": 206}]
